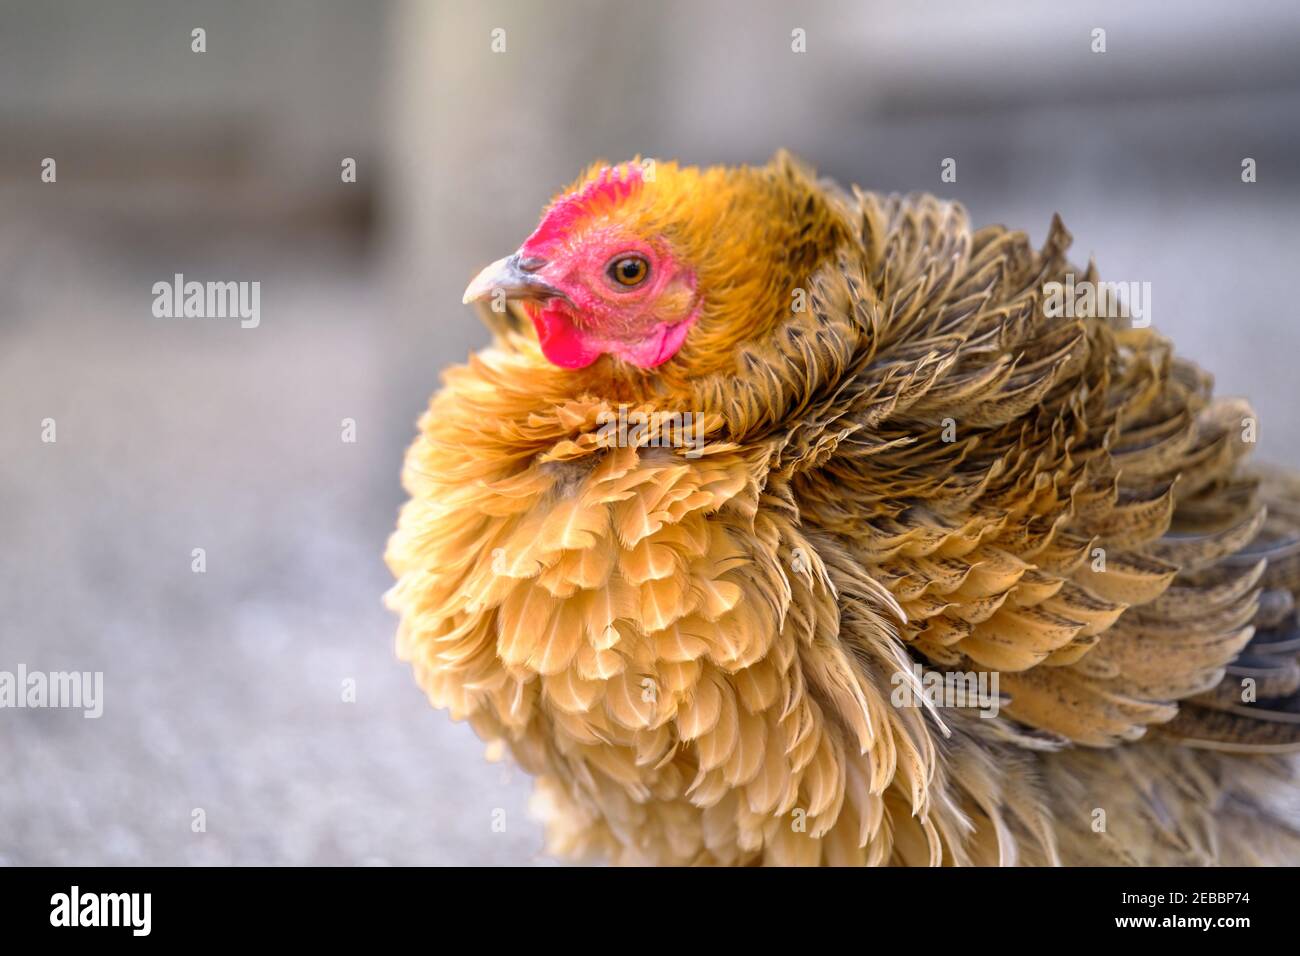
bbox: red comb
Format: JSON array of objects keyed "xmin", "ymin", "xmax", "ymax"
[{"xmin": 522, "ymin": 163, "xmax": 645, "ymax": 254}]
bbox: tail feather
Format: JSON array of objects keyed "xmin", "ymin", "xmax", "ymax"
[{"xmin": 1161, "ymin": 464, "xmax": 1300, "ymax": 753}]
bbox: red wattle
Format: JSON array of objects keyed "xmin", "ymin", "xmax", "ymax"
[{"xmin": 531, "ymin": 307, "xmax": 602, "ymax": 369}]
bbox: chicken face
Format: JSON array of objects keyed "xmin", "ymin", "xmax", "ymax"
[
  {"xmin": 463, "ymin": 164, "xmax": 701, "ymax": 370},
  {"xmin": 461, "ymin": 157, "xmax": 853, "ymax": 384}
]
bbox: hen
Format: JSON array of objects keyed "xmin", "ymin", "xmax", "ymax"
[{"xmin": 385, "ymin": 153, "xmax": 1300, "ymax": 865}]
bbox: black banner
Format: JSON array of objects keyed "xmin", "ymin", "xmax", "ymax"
[{"xmin": 0, "ymin": 866, "xmax": 1281, "ymax": 942}]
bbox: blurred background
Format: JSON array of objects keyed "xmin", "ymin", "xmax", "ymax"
[{"xmin": 1, "ymin": 0, "xmax": 1298, "ymax": 864}]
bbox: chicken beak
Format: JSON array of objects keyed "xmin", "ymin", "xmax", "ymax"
[{"xmin": 462, "ymin": 253, "xmax": 566, "ymax": 305}]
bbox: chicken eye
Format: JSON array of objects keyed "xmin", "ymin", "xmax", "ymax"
[{"xmin": 607, "ymin": 255, "xmax": 650, "ymax": 287}]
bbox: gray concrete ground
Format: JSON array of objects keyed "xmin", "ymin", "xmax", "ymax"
[{"xmin": 0, "ymin": 249, "xmax": 544, "ymax": 865}]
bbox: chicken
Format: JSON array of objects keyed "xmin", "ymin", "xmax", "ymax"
[{"xmin": 384, "ymin": 153, "xmax": 1300, "ymax": 865}]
